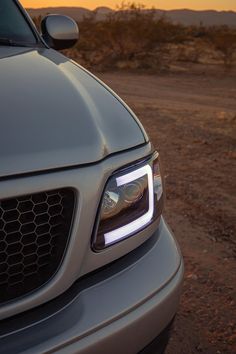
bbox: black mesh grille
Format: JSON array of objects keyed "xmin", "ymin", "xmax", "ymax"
[{"xmin": 0, "ymin": 188, "xmax": 75, "ymax": 304}]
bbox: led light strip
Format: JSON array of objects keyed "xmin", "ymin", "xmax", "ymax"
[{"xmin": 104, "ymin": 164, "xmax": 154, "ymax": 246}]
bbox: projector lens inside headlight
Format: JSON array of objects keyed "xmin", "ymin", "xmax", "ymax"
[{"xmin": 93, "ymin": 153, "xmax": 163, "ymax": 251}]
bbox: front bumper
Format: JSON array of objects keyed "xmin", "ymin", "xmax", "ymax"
[{"xmin": 0, "ymin": 218, "xmax": 183, "ymax": 354}]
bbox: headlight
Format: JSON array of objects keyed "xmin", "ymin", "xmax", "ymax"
[{"xmin": 92, "ymin": 152, "xmax": 164, "ymax": 251}]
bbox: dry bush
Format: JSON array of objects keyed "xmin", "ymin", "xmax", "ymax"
[
  {"xmin": 32, "ymin": 15, "xmax": 41, "ymax": 30},
  {"xmin": 74, "ymin": 3, "xmax": 189, "ymax": 70},
  {"xmin": 208, "ymin": 27, "xmax": 236, "ymax": 69},
  {"xmin": 32, "ymin": 3, "xmax": 236, "ymax": 72}
]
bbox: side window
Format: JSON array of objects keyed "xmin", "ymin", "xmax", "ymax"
[{"xmin": 0, "ymin": 0, "xmax": 36, "ymax": 43}]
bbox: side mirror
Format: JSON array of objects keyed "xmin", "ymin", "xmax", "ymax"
[{"xmin": 41, "ymin": 15, "xmax": 79, "ymax": 50}]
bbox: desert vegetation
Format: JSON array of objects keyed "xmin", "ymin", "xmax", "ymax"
[{"xmin": 32, "ymin": 2, "xmax": 236, "ymax": 72}]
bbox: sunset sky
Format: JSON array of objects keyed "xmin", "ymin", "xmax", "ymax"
[{"xmin": 20, "ymin": 0, "xmax": 236, "ymax": 11}]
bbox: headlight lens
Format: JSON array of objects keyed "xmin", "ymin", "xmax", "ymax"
[{"xmin": 93, "ymin": 152, "xmax": 164, "ymax": 251}]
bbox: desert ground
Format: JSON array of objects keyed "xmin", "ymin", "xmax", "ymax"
[{"xmin": 97, "ymin": 67, "xmax": 236, "ymax": 354}]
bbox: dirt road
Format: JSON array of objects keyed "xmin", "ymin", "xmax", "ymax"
[{"xmin": 98, "ymin": 70, "xmax": 236, "ymax": 354}]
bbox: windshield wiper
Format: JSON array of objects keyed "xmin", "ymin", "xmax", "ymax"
[{"xmin": 0, "ymin": 38, "xmax": 30, "ymax": 47}]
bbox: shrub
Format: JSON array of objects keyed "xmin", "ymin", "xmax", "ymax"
[
  {"xmin": 31, "ymin": 3, "xmax": 236, "ymax": 71},
  {"xmin": 208, "ymin": 27, "xmax": 236, "ymax": 69}
]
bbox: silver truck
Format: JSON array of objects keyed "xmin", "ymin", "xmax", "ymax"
[{"xmin": 0, "ymin": 1, "xmax": 184, "ymax": 353}]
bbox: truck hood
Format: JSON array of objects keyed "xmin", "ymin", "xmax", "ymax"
[{"xmin": 0, "ymin": 47, "xmax": 146, "ymax": 178}]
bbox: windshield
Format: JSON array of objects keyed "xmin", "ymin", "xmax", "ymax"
[{"xmin": 0, "ymin": 0, "xmax": 37, "ymax": 45}]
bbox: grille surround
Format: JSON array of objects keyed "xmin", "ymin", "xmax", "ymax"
[{"xmin": 0, "ymin": 188, "xmax": 75, "ymax": 304}]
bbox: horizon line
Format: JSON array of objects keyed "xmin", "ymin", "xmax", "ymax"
[{"xmin": 26, "ymin": 6, "xmax": 236, "ymax": 12}]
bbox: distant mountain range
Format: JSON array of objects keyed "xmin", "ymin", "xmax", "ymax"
[{"xmin": 27, "ymin": 7, "xmax": 236, "ymax": 27}]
